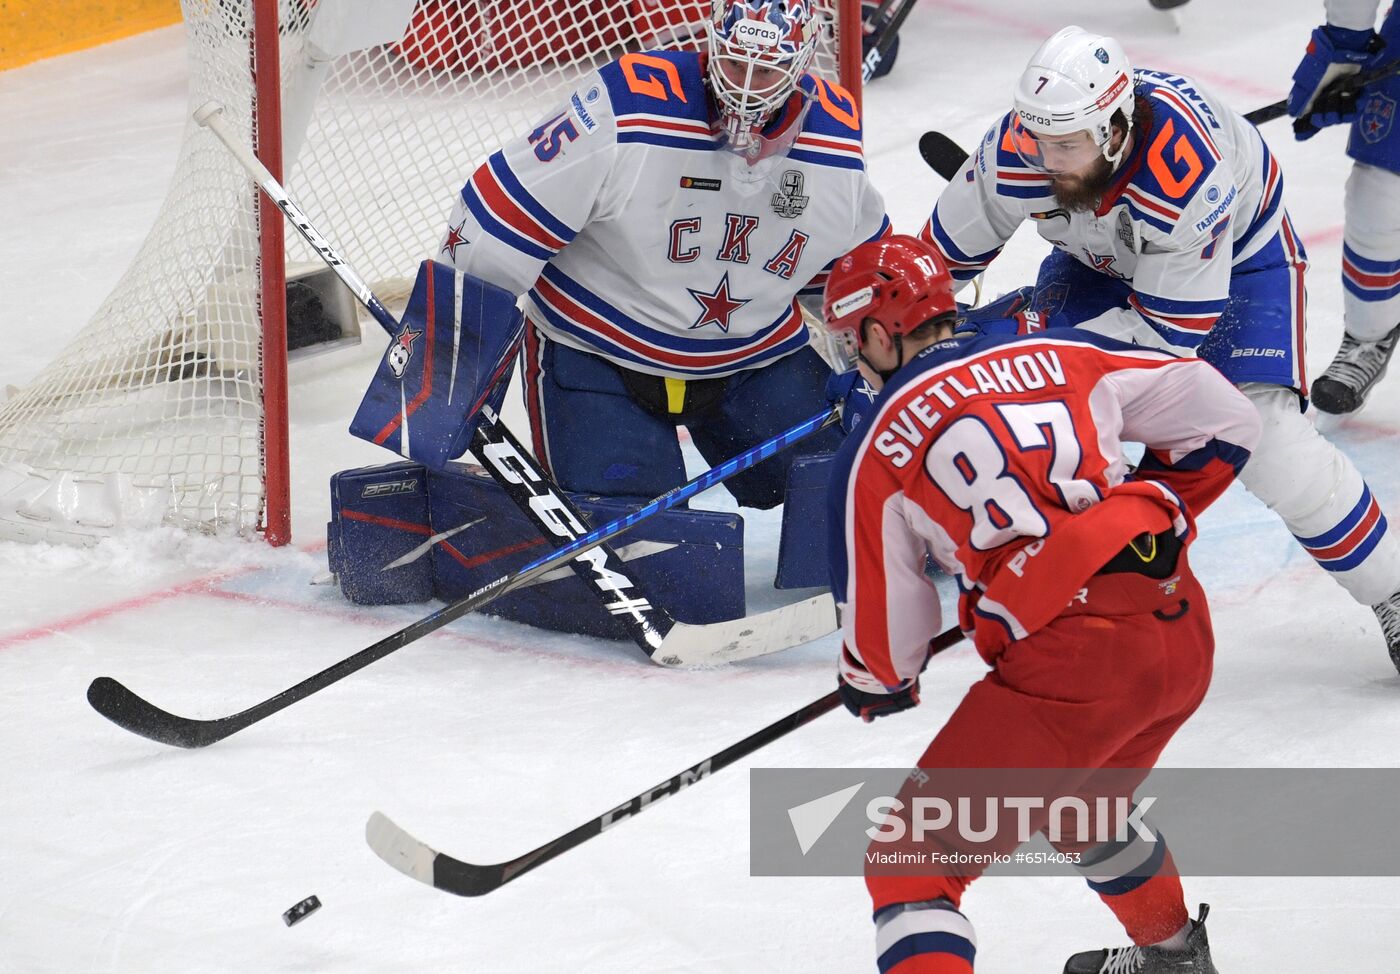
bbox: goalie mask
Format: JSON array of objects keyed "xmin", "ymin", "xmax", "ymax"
[
  {"xmin": 707, "ymin": 0, "xmax": 818, "ymax": 162},
  {"xmin": 822, "ymin": 235, "xmax": 958, "ymax": 375},
  {"xmin": 1011, "ymin": 26, "xmax": 1135, "ymax": 173}
]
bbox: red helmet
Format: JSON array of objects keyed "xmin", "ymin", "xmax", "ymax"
[{"xmin": 821, "ymin": 235, "xmax": 958, "ymax": 370}]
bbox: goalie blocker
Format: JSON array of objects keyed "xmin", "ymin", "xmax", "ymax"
[{"xmin": 349, "ymin": 260, "xmax": 521, "ymax": 470}]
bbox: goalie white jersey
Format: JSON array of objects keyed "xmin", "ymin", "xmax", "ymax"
[
  {"xmin": 440, "ymin": 50, "xmax": 890, "ymax": 379},
  {"xmin": 925, "ymin": 69, "xmax": 1296, "ymax": 357}
]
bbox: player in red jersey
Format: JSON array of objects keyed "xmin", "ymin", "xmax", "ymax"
[{"xmin": 822, "ymin": 235, "xmax": 1261, "ymax": 973}]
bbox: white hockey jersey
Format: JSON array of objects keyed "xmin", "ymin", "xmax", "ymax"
[
  {"xmin": 1324, "ymin": 0, "xmax": 1385, "ymax": 30},
  {"xmin": 440, "ymin": 50, "xmax": 890, "ymax": 378},
  {"xmin": 925, "ymin": 69, "xmax": 1298, "ymax": 356}
]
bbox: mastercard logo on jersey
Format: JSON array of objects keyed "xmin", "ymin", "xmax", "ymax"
[{"xmin": 680, "ymin": 176, "xmax": 723, "ymax": 191}]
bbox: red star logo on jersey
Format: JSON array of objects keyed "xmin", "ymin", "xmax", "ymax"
[
  {"xmin": 441, "ymin": 220, "xmax": 470, "ymax": 261},
  {"xmin": 686, "ymin": 272, "xmax": 750, "ymax": 332}
]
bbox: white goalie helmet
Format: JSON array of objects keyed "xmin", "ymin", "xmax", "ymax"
[
  {"xmin": 1011, "ymin": 26, "xmax": 1136, "ymax": 172},
  {"xmin": 707, "ymin": 0, "xmax": 818, "ymax": 159}
]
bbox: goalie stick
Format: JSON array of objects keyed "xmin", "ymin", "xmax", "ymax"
[
  {"xmin": 192, "ymin": 100, "xmax": 835, "ymax": 668},
  {"xmin": 917, "ymin": 57, "xmax": 1400, "ymax": 180},
  {"xmin": 366, "ymin": 625, "xmax": 965, "ymax": 896}
]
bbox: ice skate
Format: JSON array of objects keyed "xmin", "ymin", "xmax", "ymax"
[
  {"xmin": 1063, "ymin": 905, "xmax": 1217, "ymax": 973},
  {"xmin": 1374, "ymin": 590, "xmax": 1400, "ymax": 674},
  {"xmin": 1312, "ymin": 324, "xmax": 1400, "ymax": 414}
]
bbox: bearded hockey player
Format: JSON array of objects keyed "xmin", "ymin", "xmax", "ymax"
[
  {"xmin": 823, "ymin": 235, "xmax": 1259, "ymax": 974},
  {"xmin": 922, "ymin": 25, "xmax": 1400, "ymax": 671},
  {"xmin": 436, "ymin": 0, "xmax": 888, "ymax": 511},
  {"xmin": 1288, "ymin": 0, "xmax": 1400, "ymax": 414}
]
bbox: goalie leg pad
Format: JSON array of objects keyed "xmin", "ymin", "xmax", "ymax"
[
  {"xmin": 328, "ymin": 462, "xmax": 435, "ymax": 605},
  {"xmin": 775, "ymin": 452, "xmax": 836, "ymax": 589},
  {"xmin": 325, "ymin": 461, "xmax": 746, "ymax": 637},
  {"xmin": 426, "ymin": 465, "xmax": 745, "ymax": 638}
]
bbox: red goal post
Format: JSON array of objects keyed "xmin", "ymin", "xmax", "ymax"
[{"xmin": 0, "ymin": 0, "xmax": 863, "ymax": 547}]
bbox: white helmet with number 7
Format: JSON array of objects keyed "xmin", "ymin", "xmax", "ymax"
[{"xmin": 1011, "ymin": 26, "xmax": 1136, "ymax": 172}]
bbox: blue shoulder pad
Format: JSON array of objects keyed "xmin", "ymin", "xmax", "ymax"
[
  {"xmin": 1118, "ymin": 78, "xmax": 1225, "ymax": 234},
  {"xmin": 598, "ymin": 49, "xmax": 710, "ymax": 124}
]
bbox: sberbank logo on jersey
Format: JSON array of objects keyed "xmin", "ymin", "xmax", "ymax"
[{"xmin": 732, "ymin": 18, "xmax": 782, "ymax": 48}]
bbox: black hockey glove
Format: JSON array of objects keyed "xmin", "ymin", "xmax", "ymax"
[{"xmin": 838, "ymin": 645, "xmax": 921, "ymax": 722}]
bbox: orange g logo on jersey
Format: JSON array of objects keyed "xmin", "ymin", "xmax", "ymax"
[
  {"xmin": 1148, "ymin": 118, "xmax": 1204, "ymax": 200},
  {"xmin": 814, "ymin": 79, "xmax": 860, "ymax": 131},
  {"xmin": 620, "ymin": 53, "xmax": 688, "ymax": 103}
]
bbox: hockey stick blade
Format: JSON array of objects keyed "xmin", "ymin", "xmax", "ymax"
[
  {"xmin": 367, "ymin": 626, "xmax": 965, "ymax": 897},
  {"xmin": 86, "ymin": 677, "xmax": 224, "ymax": 749},
  {"xmin": 652, "ymin": 592, "xmax": 836, "ymax": 666},
  {"xmin": 918, "ymin": 131, "xmax": 969, "ymax": 181}
]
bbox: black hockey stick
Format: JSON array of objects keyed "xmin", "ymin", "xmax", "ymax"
[
  {"xmin": 917, "ymin": 57, "xmax": 1400, "ymax": 180},
  {"xmin": 366, "ymin": 625, "xmax": 966, "ymax": 896},
  {"xmin": 85, "ymin": 406, "xmax": 836, "ymax": 748},
  {"xmin": 861, "ymin": 0, "xmax": 917, "ymax": 83}
]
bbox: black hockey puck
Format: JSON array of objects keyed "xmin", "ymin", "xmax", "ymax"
[{"xmin": 282, "ymin": 895, "xmax": 322, "ymax": 927}]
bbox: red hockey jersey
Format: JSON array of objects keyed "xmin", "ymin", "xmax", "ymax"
[{"xmin": 828, "ymin": 330, "xmax": 1261, "ymax": 687}]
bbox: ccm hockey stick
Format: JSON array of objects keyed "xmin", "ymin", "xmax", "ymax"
[
  {"xmin": 917, "ymin": 58, "xmax": 1400, "ymax": 180},
  {"xmin": 194, "ymin": 100, "xmax": 835, "ymax": 667},
  {"xmin": 366, "ymin": 625, "xmax": 966, "ymax": 896},
  {"xmin": 86, "ymin": 406, "xmax": 840, "ymax": 747}
]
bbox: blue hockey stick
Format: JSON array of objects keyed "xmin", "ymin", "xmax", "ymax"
[{"xmin": 87, "ymin": 403, "xmax": 839, "ymax": 747}]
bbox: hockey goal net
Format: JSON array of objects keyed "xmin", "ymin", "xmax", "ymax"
[{"xmin": 0, "ymin": 0, "xmax": 861, "ymax": 546}]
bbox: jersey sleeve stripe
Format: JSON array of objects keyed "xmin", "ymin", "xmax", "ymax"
[
  {"xmin": 1130, "ymin": 292, "xmax": 1228, "ymax": 316},
  {"xmin": 921, "ymin": 215, "xmax": 1002, "ymax": 280},
  {"xmin": 459, "ymin": 184, "xmax": 557, "ymax": 262},
  {"xmin": 787, "ymin": 147, "xmax": 864, "ymax": 170},
  {"xmin": 487, "ymin": 152, "xmax": 578, "ymax": 244},
  {"xmin": 473, "ymin": 160, "xmax": 570, "ymax": 251},
  {"xmin": 1149, "ymin": 86, "xmax": 1224, "ymax": 162},
  {"xmin": 538, "ymin": 265, "xmax": 800, "ymax": 351}
]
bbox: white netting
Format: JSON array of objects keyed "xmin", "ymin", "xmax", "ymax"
[{"xmin": 0, "ymin": 0, "xmax": 849, "ymax": 544}]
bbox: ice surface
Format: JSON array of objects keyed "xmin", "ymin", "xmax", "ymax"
[{"xmin": 3, "ymin": 2, "xmax": 1399, "ymax": 971}]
